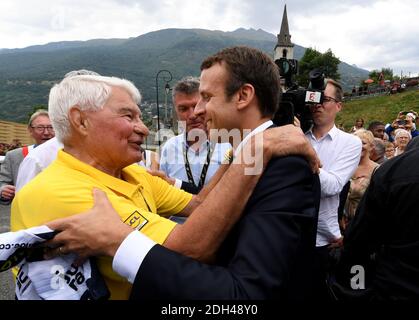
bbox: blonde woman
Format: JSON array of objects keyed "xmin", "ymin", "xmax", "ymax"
[{"xmin": 343, "ymin": 129, "xmax": 379, "ymax": 229}]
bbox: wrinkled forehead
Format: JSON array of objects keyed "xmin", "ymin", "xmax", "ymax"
[{"xmin": 397, "ymin": 134, "xmax": 410, "ymax": 138}]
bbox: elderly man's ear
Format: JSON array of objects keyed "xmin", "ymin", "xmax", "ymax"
[{"xmin": 68, "ymin": 106, "xmax": 89, "ymax": 136}]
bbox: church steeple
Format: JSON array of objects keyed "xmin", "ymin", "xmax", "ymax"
[
  {"xmin": 274, "ymin": 4, "xmax": 294, "ymax": 61},
  {"xmin": 278, "ymin": 5, "xmax": 291, "ymax": 46}
]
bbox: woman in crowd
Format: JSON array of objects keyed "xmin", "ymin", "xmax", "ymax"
[
  {"xmin": 350, "ymin": 118, "xmax": 364, "ymax": 133},
  {"xmin": 394, "ymin": 128, "xmax": 412, "ymax": 156},
  {"xmin": 343, "ymin": 129, "xmax": 379, "ymax": 230}
]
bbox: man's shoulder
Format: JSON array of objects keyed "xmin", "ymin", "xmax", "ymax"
[
  {"xmin": 124, "ymin": 163, "xmax": 148, "ymax": 179},
  {"xmin": 161, "ymin": 134, "xmax": 183, "ymax": 151},
  {"xmin": 333, "ymin": 129, "xmax": 362, "ymax": 150},
  {"xmin": 5, "ymin": 147, "xmax": 24, "ymax": 158},
  {"xmin": 375, "ymin": 148, "xmax": 419, "ymax": 182},
  {"xmin": 28, "ymin": 138, "xmax": 61, "ymax": 157},
  {"xmin": 265, "ymin": 155, "xmax": 312, "ymax": 178}
]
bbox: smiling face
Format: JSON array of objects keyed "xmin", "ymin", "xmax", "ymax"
[
  {"xmin": 28, "ymin": 115, "xmax": 55, "ymax": 145},
  {"xmin": 83, "ymin": 86, "xmax": 149, "ymax": 171},
  {"xmin": 195, "ymin": 62, "xmax": 239, "ymax": 137},
  {"xmin": 370, "ymin": 124, "xmax": 385, "ymax": 139},
  {"xmin": 174, "ymin": 91, "xmax": 206, "ymax": 133},
  {"xmin": 395, "ymin": 131, "xmax": 411, "ymax": 148}
]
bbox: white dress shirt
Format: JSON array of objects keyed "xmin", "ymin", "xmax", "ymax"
[
  {"xmin": 306, "ymin": 125, "xmax": 362, "ymax": 246},
  {"xmin": 16, "ymin": 137, "xmax": 63, "ymax": 191},
  {"xmin": 234, "ymin": 120, "xmax": 273, "ymax": 157},
  {"xmin": 112, "ymin": 120, "xmax": 273, "ymax": 283}
]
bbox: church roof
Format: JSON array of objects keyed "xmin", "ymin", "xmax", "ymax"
[{"xmin": 276, "ymin": 5, "xmax": 293, "ymax": 47}]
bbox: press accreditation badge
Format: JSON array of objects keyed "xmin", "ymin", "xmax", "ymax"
[{"xmin": 124, "ymin": 211, "xmax": 148, "ymax": 231}]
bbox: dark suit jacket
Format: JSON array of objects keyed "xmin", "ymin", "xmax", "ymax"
[
  {"xmin": 130, "ymin": 155, "xmax": 320, "ymax": 300},
  {"xmin": 336, "ymin": 147, "xmax": 419, "ymax": 300}
]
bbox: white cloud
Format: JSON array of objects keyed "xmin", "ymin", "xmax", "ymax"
[{"xmin": 0, "ymin": 0, "xmax": 418, "ymax": 76}]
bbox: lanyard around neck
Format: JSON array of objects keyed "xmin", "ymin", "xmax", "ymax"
[{"xmin": 183, "ymin": 141, "xmax": 213, "ymax": 189}]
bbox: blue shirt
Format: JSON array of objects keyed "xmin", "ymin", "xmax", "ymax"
[{"xmin": 160, "ymin": 134, "xmax": 231, "ymax": 187}]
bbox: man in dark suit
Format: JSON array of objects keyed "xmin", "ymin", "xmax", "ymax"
[
  {"xmin": 335, "ymin": 142, "xmax": 419, "ymax": 300},
  {"xmin": 47, "ymin": 46, "xmax": 320, "ymax": 300}
]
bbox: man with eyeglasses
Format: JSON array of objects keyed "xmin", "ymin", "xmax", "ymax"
[
  {"xmin": 305, "ymin": 79, "xmax": 362, "ymax": 300},
  {"xmin": 0, "ymin": 109, "xmax": 55, "ymax": 203}
]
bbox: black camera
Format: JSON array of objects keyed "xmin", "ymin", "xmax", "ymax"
[{"xmin": 273, "ymin": 58, "xmax": 326, "ymax": 133}]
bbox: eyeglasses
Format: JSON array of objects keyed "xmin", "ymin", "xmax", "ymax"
[
  {"xmin": 323, "ymin": 96, "xmax": 340, "ymax": 104},
  {"xmin": 31, "ymin": 125, "xmax": 54, "ymax": 132}
]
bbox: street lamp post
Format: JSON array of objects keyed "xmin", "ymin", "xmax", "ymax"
[
  {"xmin": 164, "ymin": 83, "xmax": 172, "ymax": 127},
  {"xmin": 155, "ymin": 69, "xmax": 172, "ymax": 146}
]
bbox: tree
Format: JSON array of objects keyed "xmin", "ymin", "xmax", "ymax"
[
  {"xmin": 368, "ymin": 68, "xmax": 393, "ymax": 82},
  {"xmin": 296, "ymin": 48, "xmax": 340, "ymax": 87}
]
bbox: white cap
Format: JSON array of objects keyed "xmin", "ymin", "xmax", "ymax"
[{"xmin": 406, "ymin": 112, "xmax": 416, "ymax": 120}]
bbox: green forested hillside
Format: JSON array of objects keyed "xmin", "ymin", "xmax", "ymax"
[{"xmin": 0, "ymin": 28, "xmax": 369, "ymax": 123}]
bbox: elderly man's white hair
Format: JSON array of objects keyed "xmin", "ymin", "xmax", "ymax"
[
  {"xmin": 49, "ymin": 75, "xmax": 141, "ymax": 142},
  {"xmin": 64, "ymin": 69, "xmax": 100, "ymax": 78}
]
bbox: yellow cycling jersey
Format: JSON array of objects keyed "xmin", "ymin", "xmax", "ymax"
[{"xmin": 11, "ymin": 150, "xmax": 192, "ymax": 299}]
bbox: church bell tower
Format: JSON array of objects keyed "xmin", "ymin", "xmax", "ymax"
[{"xmin": 274, "ymin": 5, "xmax": 294, "ymax": 61}]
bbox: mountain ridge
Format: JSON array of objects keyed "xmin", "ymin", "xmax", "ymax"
[{"xmin": 0, "ymin": 28, "xmax": 369, "ymax": 123}]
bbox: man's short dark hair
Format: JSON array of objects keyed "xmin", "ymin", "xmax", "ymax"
[
  {"xmin": 172, "ymin": 76, "xmax": 200, "ymax": 100},
  {"xmin": 368, "ymin": 121, "xmax": 385, "ymax": 131},
  {"xmin": 200, "ymin": 46, "xmax": 281, "ymax": 117},
  {"xmin": 325, "ymin": 79, "xmax": 343, "ymax": 102}
]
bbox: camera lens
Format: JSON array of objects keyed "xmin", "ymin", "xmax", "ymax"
[{"xmin": 309, "ymin": 69, "xmax": 325, "ymax": 90}]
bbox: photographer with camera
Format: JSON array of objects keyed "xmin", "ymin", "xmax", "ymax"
[
  {"xmin": 305, "ymin": 78, "xmax": 362, "ymax": 300},
  {"xmin": 385, "ymin": 111, "xmax": 419, "ymax": 142}
]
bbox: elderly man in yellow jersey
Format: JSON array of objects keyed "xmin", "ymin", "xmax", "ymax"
[{"xmin": 11, "ymin": 74, "xmax": 319, "ymax": 299}]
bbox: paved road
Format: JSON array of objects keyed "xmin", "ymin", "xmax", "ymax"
[{"xmin": 0, "ymin": 204, "xmax": 14, "ymax": 300}]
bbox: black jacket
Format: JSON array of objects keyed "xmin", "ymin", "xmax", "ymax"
[
  {"xmin": 130, "ymin": 155, "xmax": 320, "ymax": 300},
  {"xmin": 337, "ymin": 147, "xmax": 419, "ymax": 300}
]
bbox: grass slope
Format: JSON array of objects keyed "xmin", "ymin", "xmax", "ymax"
[{"xmin": 337, "ymin": 89, "xmax": 419, "ymax": 130}]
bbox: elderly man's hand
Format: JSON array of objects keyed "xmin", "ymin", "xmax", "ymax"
[
  {"xmin": 262, "ymin": 125, "xmax": 321, "ymax": 174},
  {"xmin": 0, "ymin": 185, "xmax": 15, "ymax": 200},
  {"xmin": 45, "ymin": 189, "xmax": 132, "ymax": 260}
]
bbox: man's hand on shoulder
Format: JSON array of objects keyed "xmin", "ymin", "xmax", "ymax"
[
  {"xmin": 45, "ymin": 188, "xmax": 132, "ymax": 260},
  {"xmin": 262, "ymin": 125, "xmax": 321, "ymax": 174}
]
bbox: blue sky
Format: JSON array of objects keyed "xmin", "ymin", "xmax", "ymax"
[{"xmin": 1, "ymin": 0, "xmax": 418, "ymax": 76}]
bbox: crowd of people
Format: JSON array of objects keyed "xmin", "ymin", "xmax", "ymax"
[
  {"xmin": 0, "ymin": 140, "xmax": 23, "ymax": 156},
  {"xmin": 1, "ymin": 45, "xmax": 419, "ymax": 301}
]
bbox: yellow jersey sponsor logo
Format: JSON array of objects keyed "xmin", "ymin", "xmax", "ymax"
[{"xmin": 124, "ymin": 211, "xmax": 148, "ymax": 231}]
